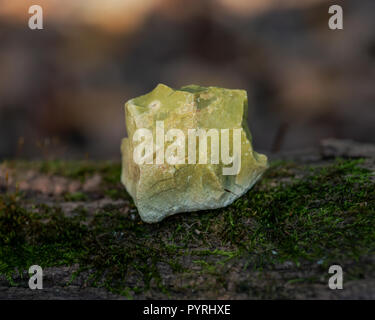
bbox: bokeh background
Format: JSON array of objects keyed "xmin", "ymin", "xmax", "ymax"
[{"xmin": 0, "ymin": 0, "xmax": 374, "ymax": 160}]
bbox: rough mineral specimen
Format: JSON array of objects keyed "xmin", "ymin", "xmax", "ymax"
[{"xmin": 121, "ymin": 84, "xmax": 268, "ymax": 223}]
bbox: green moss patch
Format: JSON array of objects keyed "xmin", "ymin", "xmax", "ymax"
[{"xmin": 0, "ymin": 158, "xmax": 374, "ymax": 298}]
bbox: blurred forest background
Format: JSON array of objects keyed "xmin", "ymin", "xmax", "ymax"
[{"xmin": 0, "ymin": 0, "xmax": 374, "ymax": 160}]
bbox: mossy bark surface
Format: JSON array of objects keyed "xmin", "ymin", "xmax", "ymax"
[{"xmin": 0, "ymin": 139, "xmax": 374, "ymax": 299}]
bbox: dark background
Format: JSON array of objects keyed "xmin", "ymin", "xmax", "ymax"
[{"xmin": 0, "ymin": 0, "xmax": 374, "ymax": 160}]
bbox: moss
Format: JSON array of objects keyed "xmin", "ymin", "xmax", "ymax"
[
  {"xmin": 3, "ymin": 159, "xmax": 130, "ymax": 201},
  {"xmin": 2, "ymin": 159, "xmax": 122, "ymax": 185},
  {"xmin": 230, "ymin": 159, "xmax": 375, "ymax": 266},
  {"xmin": 0, "ymin": 194, "xmax": 88, "ymax": 278},
  {"xmin": 64, "ymin": 192, "xmax": 88, "ymax": 202},
  {"xmin": 0, "ymin": 158, "xmax": 374, "ymax": 298}
]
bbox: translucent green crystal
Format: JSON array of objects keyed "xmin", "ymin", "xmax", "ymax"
[{"xmin": 121, "ymin": 84, "xmax": 268, "ymax": 223}]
